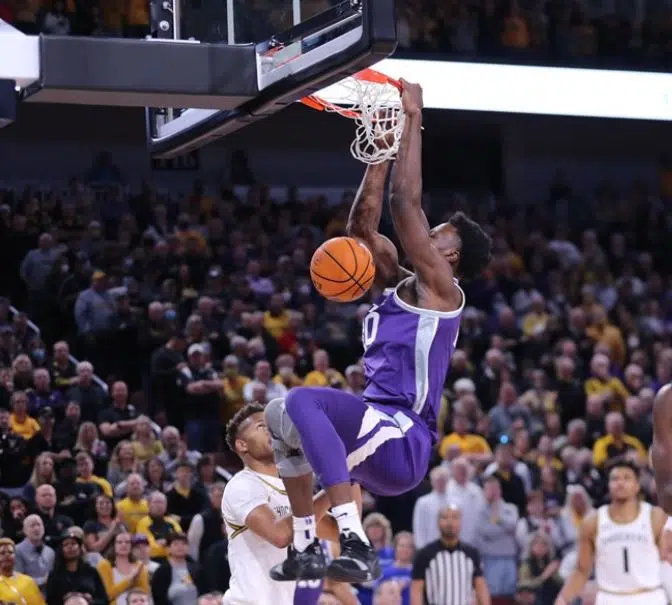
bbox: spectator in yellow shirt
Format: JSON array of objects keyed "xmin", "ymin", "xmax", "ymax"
[
  {"xmin": 263, "ymin": 294, "xmax": 290, "ymax": 340},
  {"xmin": 586, "ymin": 307, "xmax": 626, "ymax": 368},
  {"xmin": 521, "ymin": 294, "xmax": 549, "ymax": 340},
  {"xmin": 592, "ymin": 412, "xmax": 646, "ymax": 468},
  {"xmin": 75, "ymin": 451, "xmax": 113, "ymax": 497},
  {"xmin": 438, "ymin": 413, "xmax": 492, "ymax": 463},
  {"xmin": 221, "ymin": 355, "xmax": 250, "ymax": 419},
  {"xmin": 131, "ymin": 416, "xmax": 164, "ymax": 463},
  {"xmin": 273, "ymin": 354, "xmax": 304, "ymax": 389},
  {"xmin": 584, "ymin": 353, "xmax": 629, "ymax": 412},
  {"xmin": 304, "ymin": 349, "xmax": 345, "ymax": 388},
  {"xmin": 116, "ymin": 473, "xmax": 149, "ymax": 533},
  {"xmin": 0, "ymin": 537, "xmax": 45, "ymax": 605},
  {"xmin": 9, "ymin": 390, "xmax": 40, "ymax": 440},
  {"xmin": 135, "ymin": 492, "xmax": 182, "ymax": 560}
]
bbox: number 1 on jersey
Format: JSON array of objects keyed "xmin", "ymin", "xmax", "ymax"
[{"xmin": 622, "ymin": 547, "xmax": 629, "ymax": 573}]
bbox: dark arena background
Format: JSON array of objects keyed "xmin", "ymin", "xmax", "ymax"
[{"xmin": 1, "ymin": 0, "xmax": 672, "ymax": 604}]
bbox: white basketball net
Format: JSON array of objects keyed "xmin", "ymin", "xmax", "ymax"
[{"xmin": 317, "ymin": 76, "xmax": 405, "ymax": 165}]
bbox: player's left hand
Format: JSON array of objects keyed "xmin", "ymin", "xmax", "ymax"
[{"xmin": 399, "ymin": 79, "xmax": 423, "ymax": 116}]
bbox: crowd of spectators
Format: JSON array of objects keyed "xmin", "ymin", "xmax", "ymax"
[
  {"xmin": 2, "ymin": 0, "xmax": 672, "ymax": 68},
  {"xmin": 0, "ymin": 161, "xmax": 669, "ymax": 605}
]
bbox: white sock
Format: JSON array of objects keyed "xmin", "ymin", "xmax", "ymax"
[
  {"xmin": 293, "ymin": 515, "xmax": 316, "ymax": 552},
  {"xmin": 331, "ymin": 502, "xmax": 369, "ymax": 544}
]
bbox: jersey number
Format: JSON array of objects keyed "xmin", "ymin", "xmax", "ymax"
[
  {"xmin": 362, "ymin": 309, "xmax": 380, "ymax": 350},
  {"xmin": 622, "ymin": 547, "xmax": 629, "ymax": 573}
]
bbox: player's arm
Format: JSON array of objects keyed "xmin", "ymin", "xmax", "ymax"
[
  {"xmin": 389, "ymin": 81, "xmax": 461, "ymax": 308},
  {"xmin": 245, "ymin": 489, "xmax": 332, "ymax": 548},
  {"xmin": 346, "ymin": 162, "xmax": 411, "ymax": 288},
  {"xmin": 652, "ymin": 385, "xmax": 672, "ymax": 514},
  {"xmin": 554, "ymin": 512, "xmax": 597, "ymax": 605},
  {"xmin": 652, "ymin": 505, "xmax": 669, "ymax": 552}
]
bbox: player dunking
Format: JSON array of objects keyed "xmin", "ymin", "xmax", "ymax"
[
  {"xmin": 555, "ymin": 460, "xmax": 668, "ymax": 605},
  {"xmin": 264, "ymin": 80, "xmax": 492, "ymax": 583}
]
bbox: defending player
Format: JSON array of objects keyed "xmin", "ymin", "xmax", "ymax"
[
  {"xmin": 264, "ymin": 80, "xmax": 492, "ymax": 584},
  {"xmin": 555, "ymin": 460, "xmax": 668, "ymax": 605},
  {"xmin": 222, "ymin": 403, "xmax": 356, "ymax": 605}
]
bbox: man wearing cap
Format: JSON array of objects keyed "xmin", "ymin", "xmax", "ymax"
[
  {"xmin": 483, "ymin": 438, "xmax": 529, "ymax": 516},
  {"xmin": 178, "ymin": 343, "xmax": 222, "ymax": 453},
  {"xmin": 26, "ymin": 407, "xmax": 65, "ymax": 461},
  {"xmin": 131, "ymin": 534, "xmax": 160, "ymax": 578},
  {"xmin": 0, "ymin": 536, "xmax": 45, "ymax": 605}
]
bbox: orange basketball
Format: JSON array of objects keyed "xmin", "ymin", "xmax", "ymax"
[{"xmin": 310, "ymin": 237, "xmax": 376, "ymax": 302}]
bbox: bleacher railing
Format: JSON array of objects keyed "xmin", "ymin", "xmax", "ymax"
[{"xmin": 10, "ymin": 305, "xmax": 233, "ymax": 481}]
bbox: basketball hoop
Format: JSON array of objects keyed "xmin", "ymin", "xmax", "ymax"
[{"xmin": 301, "ymin": 68, "xmax": 404, "ymax": 165}]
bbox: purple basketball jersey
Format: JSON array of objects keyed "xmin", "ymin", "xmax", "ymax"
[{"xmin": 361, "ymin": 278, "xmax": 464, "ymax": 439}]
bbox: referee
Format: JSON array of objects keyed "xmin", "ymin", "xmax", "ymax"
[{"xmin": 411, "ymin": 504, "xmax": 491, "ymax": 605}]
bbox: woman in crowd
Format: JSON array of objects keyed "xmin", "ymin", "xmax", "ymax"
[
  {"xmin": 355, "ymin": 513, "xmax": 395, "ymax": 605},
  {"xmin": 74, "ymin": 422, "xmax": 108, "ymax": 476},
  {"xmin": 97, "ymin": 531, "xmax": 150, "ymax": 604},
  {"xmin": 131, "ymin": 416, "xmax": 163, "ymax": 464},
  {"xmin": 150, "ymin": 532, "xmax": 204, "ymax": 605},
  {"xmin": 85, "ymin": 494, "xmax": 124, "ymax": 554},
  {"xmin": 378, "ymin": 531, "xmax": 414, "ymax": 605},
  {"xmin": 518, "ymin": 531, "xmax": 563, "ymax": 605},
  {"xmin": 107, "ymin": 441, "xmax": 140, "ymax": 490},
  {"xmin": 23, "ymin": 453, "xmax": 57, "ymax": 502},
  {"xmin": 143, "ymin": 457, "xmax": 171, "ymax": 494},
  {"xmin": 3, "ymin": 497, "xmax": 30, "ymax": 543},
  {"xmin": 45, "ymin": 531, "xmax": 108, "ymax": 605}
]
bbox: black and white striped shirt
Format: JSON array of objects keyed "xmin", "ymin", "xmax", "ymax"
[{"xmin": 411, "ymin": 540, "xmax": 483, "ymax": 605}]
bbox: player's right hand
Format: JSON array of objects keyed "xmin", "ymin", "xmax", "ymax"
[{"xmin": 399, "ymin": 79, "xmax": 423, "ymax": 116}]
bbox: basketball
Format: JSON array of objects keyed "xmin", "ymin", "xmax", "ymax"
[{"xmin": 310, "ymin": 237, "xmax": 376, "ymax": 302}]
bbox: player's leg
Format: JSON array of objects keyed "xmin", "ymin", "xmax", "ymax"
[
  {"xmin": 265, "ymin": 388, "xmax": 369, "ymax": 582},
  {"xmin": 265, "ymin": 387, "xmax": 428, "ymax": 583}
]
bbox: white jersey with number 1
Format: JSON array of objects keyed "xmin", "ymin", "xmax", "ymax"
[
  {"xmin": 594, "ymin": 502, "xmax": 666, "ymax": 605},
  {"xmin": 222, "ymin": 468, "xmax": 295, "ymax": 605}
]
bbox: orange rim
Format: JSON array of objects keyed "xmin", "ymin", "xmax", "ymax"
[{"xmin": 300, "ymin": 67, "xmax": 401, "ymax": 117}]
